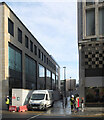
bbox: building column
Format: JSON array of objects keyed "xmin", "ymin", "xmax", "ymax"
[
  {"xmin": 79, "ymin": 44, "xmax": 85, "ymax": 100},
  {"xmin": 22, "ymin": 51, "xmax": 25, "ymax": 89},
  {"xmin": 45, "ymin": 67, "xmax": 47, "ymax": 89}
]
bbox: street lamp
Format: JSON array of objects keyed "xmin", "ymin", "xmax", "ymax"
[
  {"xmin": 63, "ymin": 67, "xmax": 66, "ymax": 97},
  {"xmin": 70, "ymin": 77, "xmax": 71, "ymax": 96},
  {"xmin": 63, "ymin": 67, "xmax": 66, "ymax": 108}
]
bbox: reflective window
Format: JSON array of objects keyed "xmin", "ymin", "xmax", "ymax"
[
  {"xmin": 52, "ymin": 73, "xmax": 56, "ymax": 90},
  {"xmin": 25, "ymin": 55, "xmax": 36, "ymax": 89},
  {"xmin": 8, "ymin": 18, "xmax": 14, "ymax": 36},
  {"xmin": 86, "ymin": 9, "xmax": 95, "ymax": 36},
  {"xmin": 56, "ymin": 76, "xmax": 58, "ymax": 89},
  {"xmin": 85, "ymin": 87, "xmax": 104, "ymax": 103},
  {"xmin": 46, "ymin": 69, "xmax": 51, "ymax": 89},
  {"xmin": 38, "ymin": 64, "xmax": 45, "ymax": 89},
  {"xmin": 8, "ymin": 43, "xmax": 22, "ymax": 89},
  {"xmin": 99, "ymin": 7, "xmax": 104, "ymax": 35},
  {"xmin": 39, "ymin": 64, "xmax": 45, "ymax": 77},
  {"xmin": 8, "ymin": 44, "xmax": 22, "ymax": 72},
  {"xmin": 31, "ymin": 94, "xmax": 45, "ymax": 100},
  {"xmin": 47, "ymin": 69, "xmax": 51, "ymax": 78}
]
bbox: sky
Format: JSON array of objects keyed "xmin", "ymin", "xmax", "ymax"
[{"xmin": 3, "ymin": 0, "xmax": 78, "ymax": 83}]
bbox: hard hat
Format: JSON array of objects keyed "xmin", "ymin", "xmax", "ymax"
[
  {"xmin": 72, "ymin": 95, "xmax": 74, "ymax": 97},
  {"xmin": 7, "ymin": 96, "xmax": 9, "ymax": 97}
]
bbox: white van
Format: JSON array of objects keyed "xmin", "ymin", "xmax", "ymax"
[{"xmin": 28, "ymin": 90, "xmax": 54, "ymax": 110}]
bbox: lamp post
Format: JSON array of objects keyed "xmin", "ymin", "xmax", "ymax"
[
  {"xmin": 70, "ymin": 77, "xmax": 71, "ymax": 96},
  {"xmin": 63, "ymin": 67, "xmax": 66, "ymax": 94},
  {"xmin": 63, "ymin": 67, "xmax": 66, "ymax": 108}
]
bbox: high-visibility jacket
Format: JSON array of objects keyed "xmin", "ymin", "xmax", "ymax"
[
  {"xmin": 6, "ymin": 98, "xmax": 9, "ymax": 105},
  {"xmin": 70, "ymin": 97, "xmax": 74, "ymax": 105}
]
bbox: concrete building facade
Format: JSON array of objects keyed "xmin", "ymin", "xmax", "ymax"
[
  {"xmin": 78, "ymin": 1, "xmax": 104, "ymax": 106},
  {"xmin": 60, "ymin": 79, "xmax": 76, "ymax": 93},
  {"xmin": 0, "ymin": 2, "xmax": 60, "ymax": 109}
]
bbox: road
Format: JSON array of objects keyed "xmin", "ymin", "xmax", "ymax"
[{"xmin": 1, "ymin": 98, "xmax": 104, "ymax": 120}]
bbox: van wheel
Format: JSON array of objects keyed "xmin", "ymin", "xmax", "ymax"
[
  {"xmin": 44, "ymin": 105, "xmax": 47, "ymax": 111},
  {"xmin": 51, "ymin": 102, "xmax": 54, "ymax": 107}
]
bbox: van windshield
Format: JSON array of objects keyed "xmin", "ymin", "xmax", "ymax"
[{"xmin": 31, "ymin": 94, "xmax": 45, "ymax": 100}]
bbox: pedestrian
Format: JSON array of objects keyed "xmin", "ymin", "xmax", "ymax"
[
  {"xmin": 5, "ymin": 96, "xmax": 10, "ymax": 111},
  {"xmin": 75, "ymin": 95, "xmax": 79, "ymax": 112},
  {"xmin": 70, "ymin": 95, "xmax": 74, "ymax": 112},
  {"xmin": 81, "ymin": 97, "xmax": 84, "ymax": 112}
]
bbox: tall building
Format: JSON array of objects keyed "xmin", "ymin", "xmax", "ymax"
[
  {"xmin": 78, "ymin": 1, "xmax": 104, "ymax": 107},
  {"xmin": 0, "ymin": 2, "xmax": 60, "ymax": 109}
]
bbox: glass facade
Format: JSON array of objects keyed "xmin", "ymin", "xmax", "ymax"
[
  {"xmin": 38, "ymin": 64, "xmax": 45, "ymax": 89},
  {"xmin": 56, "ymin": 75, "xmax": 58, "ymax": 89},
  {"xmin": 46, "ymin": 69, "xmax": 51, "ymax": 89},
  {"xmin": 85, "ymin": 87, "xmax": 104, "ymax": 104},
  {"xmin": 25, "ymin": 55, "xmax": 36, "ymax": 89},
  {"xmin": 52, "ymin": 73, "xmax": 56, "ymax": 90},
  {"xmin": 8, "ymin": 43, "xmax": 22, "ymax": 95}
]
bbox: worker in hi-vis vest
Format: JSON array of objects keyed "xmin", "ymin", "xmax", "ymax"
[{"xmin": 5, "ymin": 96, "xmax": 10, "ymax": 110}]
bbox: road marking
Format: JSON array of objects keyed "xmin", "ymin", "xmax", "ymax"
[{"xmin": 27, "ymin": 114, "xmax": 41, "ymax": 120}]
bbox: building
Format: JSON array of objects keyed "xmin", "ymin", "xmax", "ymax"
[
  {"xmin": 66, "ymin": 79, "xmax": 76, "ymax": 91},
  {"xmin": 78, "ymin": 1, "xmax": 104, "ymax": 106},
  {"xmin": 0, "ymin": 2, "xmax": 60, "ymax": 109},
  {"xmin": 60, "ymin": 79, "xmax": 76, "ymax": 93}
]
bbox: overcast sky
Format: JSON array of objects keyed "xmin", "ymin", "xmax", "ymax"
[{"xmin": 4, "ymin": 1, "xmax": 78, "ymax": 83}]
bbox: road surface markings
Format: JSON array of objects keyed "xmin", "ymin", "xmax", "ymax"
[{"xmin": 27, "ymin": 113, "xmax": 42, "ymax": 120}]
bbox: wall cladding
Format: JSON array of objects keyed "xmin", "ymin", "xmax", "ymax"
[{"xmin": 83, "ymin": 42, "xmax": 104, "ymax": 77}]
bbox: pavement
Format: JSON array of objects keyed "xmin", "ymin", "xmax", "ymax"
[
  {"xmin": 46, "ymin": 97, "xmax": 104, "ymax": 118},
  {"xmin": 0, "ymin": 97, "xmax": 104, "ymax": 119}
]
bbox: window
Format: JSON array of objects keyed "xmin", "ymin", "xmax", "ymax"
[
  {"xmin": 34, "ymin": 45, "xmax": 37, "ymax": 55},
  {"xmin": 99, "ymin": 0, "xmax": 104, "ymax": 3},
  {"xmin": 30, "ymin": 40, "xmax": 33, "ymax": 52},
  {"xmin": 86, "ymin": 1, "xmax": 95, "ymax": 6},
  {"xmin": 8, "ymin": 18, "xmax": 14, "ymax": 36},
  {"xmin": 39, "ymin": 64, "xmax": 45, "ymax": 77},
  {"xmin": 44, "ymin": 55, "xmax": 46, "ymax": 63},
  {"xmin": 99, "ymin": 7, "xmax": 104, "ymax": 35},
  {"xmin": 85, "ymin": 87, "xmax": 104, "ymax": 103},
  {"xmin": 39, "ymin": 64, "xmax": 45, "ymax": 89},
  {"xmin": 8, "ymin": 43, "xmax": 22, "ymax": 89},
  {"xmin": 52, "ymin": 73, "xmax": 56, "ymax": 90},
  {"xmin": 38, "ymin": 49, "xmax": 41, "ymax": 58},
  {"xmin": 25, "ymin": 55, "xmax": 36, "ymax": 89},
  {"xmin": 86, "ymin": 9, "xmax": 95, "ymax": 36},
  {"xmin": 18, "ymin": 28, "xmax": 22, "ymax": 43},
  {"xmin": 46, "ymin": 69, "xmax": 51, "ymax": 89},
  {"xmin": 47, "ymin": 58, "xmax": 48, "ymax": 64},
  {"xmin": 42, "ymin": 52, "xmax": 43, "ymax": 61},
  {"xmin": 40, "ymin": 52, "xmax": 43, "ymax": 60},
  {"xmin": 25, "ymin": 35, "xmax": 28, "ymax": 48}
]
